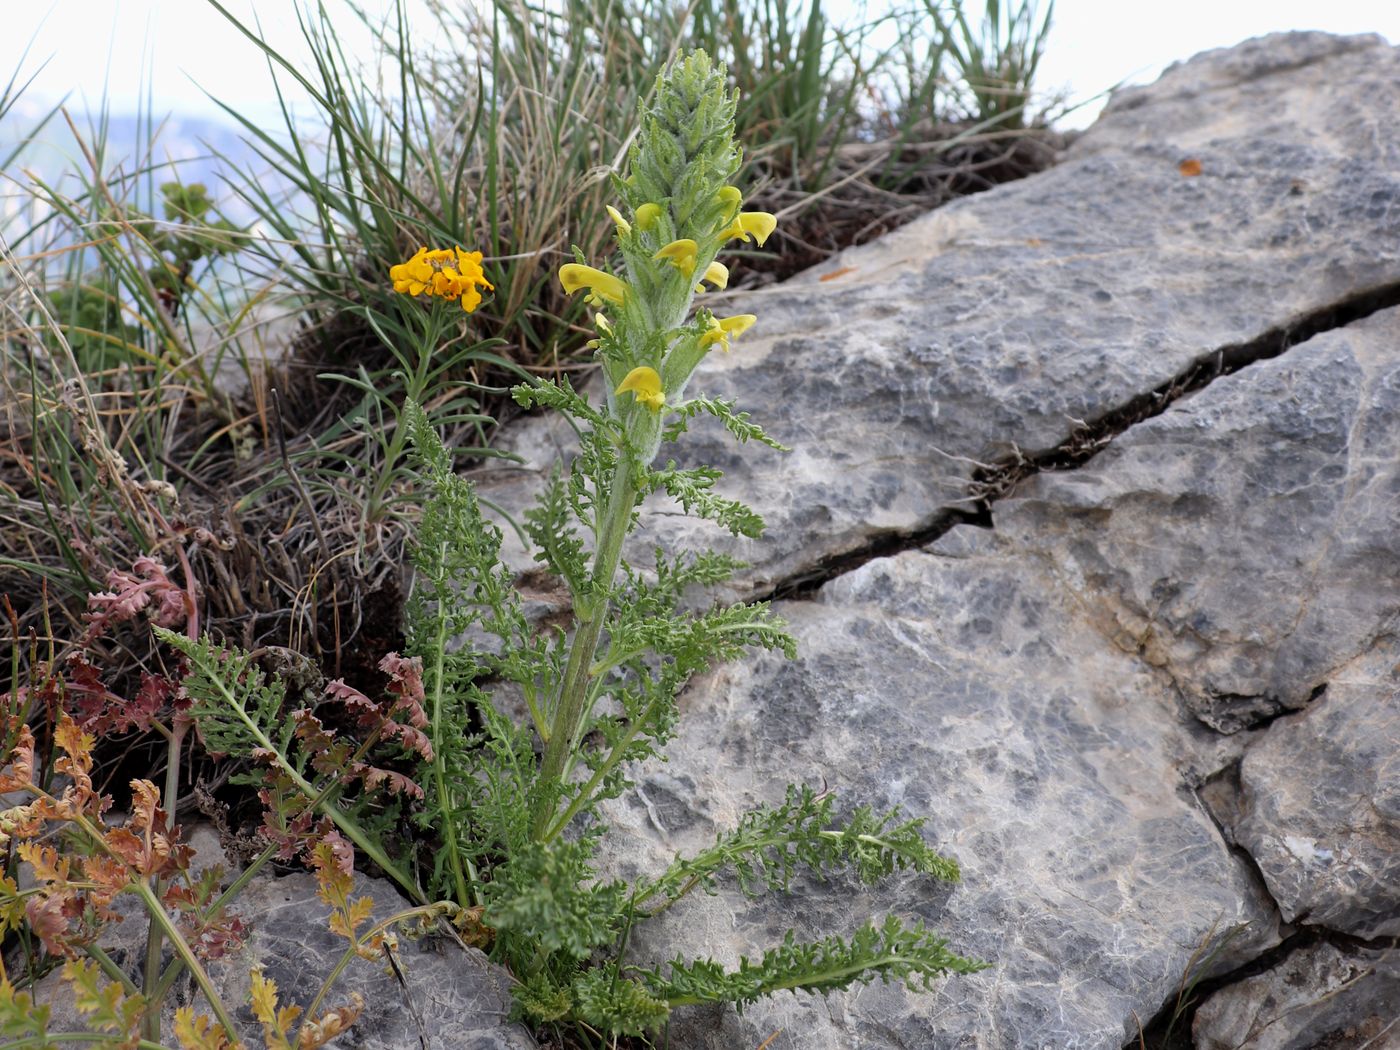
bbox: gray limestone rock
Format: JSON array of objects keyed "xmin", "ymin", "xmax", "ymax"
[
  {"xmin": 460, "ymin": 29, "xmax": 1400, "ymax": 1050},
  {"xmin": 596, "ymin": 545, "xmax": 1277, "ymax": 1049},
  {"xmin": 997, "ymin": 308, "xmax": 1400, "ymax": 732},
  {"xmin": 481, "ymin": 30, "xmax": 1400, "ymax": 605},
  {"xmin": 1193, "ymin": 941, "xmax": 1400, "ymax": 1049},
  {"xmin": 32, "ymin": 869, "xmax": 535, "ymax": 1050},
  {"xmin": 1229, "ymin": 640, "xmax": 1400, "ymax": 939}
]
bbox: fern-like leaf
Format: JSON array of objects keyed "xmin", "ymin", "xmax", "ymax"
[
  {"xmin": 666, "ymin": 396, "xmax": 790, "ymax": 451},
  {"xmin": 650, "ymin": 463, "xmax": 766, "ymax": 538},
  {"xmin": 645, "ymin": 916, "xmax": 988, "ymax": 1009},
  {"xmin": 633, "ymin": 784, "xmax": 958, "ymax": 912}
]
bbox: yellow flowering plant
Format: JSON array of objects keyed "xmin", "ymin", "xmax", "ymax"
[
  {"xmin": 172, "ymin": 49, "xmax": 980, "ymax": 1045},
  {"xmin": 401, "ymin": 48, "xmax": 979, "ymax": 1038}
]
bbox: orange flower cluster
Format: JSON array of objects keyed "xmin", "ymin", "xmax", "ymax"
[{"xmin": 390, "ymin": 247, "xmax": 494, "ymax": 312}]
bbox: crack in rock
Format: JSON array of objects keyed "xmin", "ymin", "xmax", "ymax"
[{"xmin": 772, "ymin": 278, "xmax": 1400, "ymax": 603}]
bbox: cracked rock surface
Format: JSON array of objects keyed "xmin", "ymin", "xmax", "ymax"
[
  {"xmin": 487, "ymin": 29, "xmax": 1400, "ymax": 1050},
  {"xmin": 1192, "ymin": 941, "xmax": 1400, "ymax": 1049},
  {"xmin": 482, "ymin": 29, "xmax": 1400, "ymax": 606}
]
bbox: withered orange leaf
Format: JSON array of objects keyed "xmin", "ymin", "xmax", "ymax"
[
  {"xmin": 173, "ymin": 1005, "xmax": 241, "ymax": 1050},
  {"xmin": 25, "ymin": 895, "xmax": 72, "ymax": 957},
  {"xmin": 0, "ymin": 725, "xmax": 35, "ymax": 793},
  {"xmin": 297, "ymin": 992, "xmax": 364, "ymax": 1050}
]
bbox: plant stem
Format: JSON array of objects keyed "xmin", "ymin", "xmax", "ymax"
[
  {"xmin": 532, "ymin": 456, "xmax": 636, "ymax": 840},
  {"xmin": 140, "ymin": 721, "xmax": 187, "ymax": 1043},
  {"xmin": 429, "ymin": 598, "xmax": 473, "ymax": 907}
]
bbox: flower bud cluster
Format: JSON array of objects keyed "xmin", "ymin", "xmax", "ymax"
[{"xmin": 555, "ymin": 50, "xmax": 777, "ymax": 463}]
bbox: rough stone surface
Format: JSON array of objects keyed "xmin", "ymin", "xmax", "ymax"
[
  {"xmin": 33, "ymin": 870, "xmax": 536, "ymax": 1050},
  {"xmin": 482, "ymin": 30, "xmax": 1400, "ymax": 603},
  {"xmin": 1229, "ymin": 640, "xmax": 1400, "ymax": 939},
  {"xmin": 449, "ymin": 30, "xmax": 1400, "ymax": 1050},
  {"xmin": 598, "ymin": 541, "xmax": 1277, "ymax": 1050},
  {"xmin": 997, "ymin": 309, "xmax": 1400, "ymax": 733},
  {"xmin": 1193, "ymin": 941, "xmax": 1400, "ymax": 1049},
  {"xmin": 559, "ymin": 33, "xmax": 1400, "ymax": 1050}
]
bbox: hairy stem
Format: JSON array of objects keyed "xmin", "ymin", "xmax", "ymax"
[
  {"xmin": 428, "ymin": 593, "xmax": 473, "ymax": 907},
  {"xmin": 532, "ymin": 458, "xmax": 636, "ymax": 840}
]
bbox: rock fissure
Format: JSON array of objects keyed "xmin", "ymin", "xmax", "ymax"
[
  {"xmin": 770, "ymin": 277, "xmax": 1400, "ymax": 605},
  {"xmin": 1127, "ymin": 925, "xmax": 1400, "ymax": 1050}
]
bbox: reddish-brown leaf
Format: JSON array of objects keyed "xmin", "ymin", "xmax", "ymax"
[{"xmin": 0, "ymin": 724, "xmax": 35, "ymax": 792}]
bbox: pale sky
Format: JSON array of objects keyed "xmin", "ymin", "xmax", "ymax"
[{"xmin": 7, "ymin": 0, "xmax": 1400, "ymax": 129}]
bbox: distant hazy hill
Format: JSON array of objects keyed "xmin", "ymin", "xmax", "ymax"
[{"xmin": 3, "ymin": 98, "xmax": 294, "ymax": 226}]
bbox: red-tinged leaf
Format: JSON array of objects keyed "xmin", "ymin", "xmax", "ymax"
[
  {"xmin": 82, "ymin": 556, "xmax": 188, "ymax": 641},
  {"xmin": 323, "ymin": 679, "xmax": 376, "ymax": 715},
  {"xmin": 180, "ymin": 912, "xmax": 248, "ymax": 961},
  {"xmin": 322, "ymin": 831, "xmax": 354, "ymax": 877},
  {"xmin": 359, "ymin": 767, "xmax": 424, "ymax": 800},
  {"xmin": 119, "ymin": 673, "xmax": 174, "ymax": 733},
  {"xmin": 309, "ymin": 842, "xmax": 353, "ymax": 905},
  {"xmin": 62, "ymin": 653, "xmax": 115, "ymax": 730},
  {"xmin": 391, "ymin": 723, "xmax": 433, "ymax": 762},
  {"xmin": 25, "ymin": 895, "xmax": 72, "ymax": 957},
  {"xmin": 104, "ymin": 828, "xmax": 146, "ymax": 872},
  {"xmin": 379, "ymin": 653, "xmax": 427, "ymax": 727},
  {"xmin": 81, "ymin": 855, "xmax": 133, "ymax": 914},
  {"xmin": 0, "ymin": 725, "xmax": 35, "ymax": 792}
]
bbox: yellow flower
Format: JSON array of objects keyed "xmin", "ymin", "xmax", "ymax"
[
  {"xmin": 717, "ymin": 186, "xmax": 742, "ymax": 209},
  {"xmin": 586, "ymin": 312, "xmax": 613, "ymax": 349},
  {"xmin": 722, "ymin": 211, "xmax": 777, "ymax": 247},
  {"xmin": 635, "ymin": 203, "xmax": 663, "ymax": 231},
  {"xmin": 452, "ymin": 250, "xmax": 493, "ymax": 311},
  {"xmin": 696, "ymin": 261, "xmax": 729, "ymax": 291},
  {"xmin": 616, "ymin": 366, "xmax": 665, "ymax": 412},
  {"xmin": 605, "ymin": 205, "xmax": 632, "ymax": 237},
  {"xmin": 390, "ymin": 246, "xmax": 493, "ymax": 312},
  {"xmin": 698, "ymin": 313, "xmax": 757, "ymax": 352},
  {"xmin": 654, "ymin": 239, "xmax": 699, "ymax": 278},
  {"xmin": 559, "ymin": 263, "xmax": 628, "ymax": 306},
  {"xmin": 389, "ymin": 247, "xmax": 433, "ymax": 296}
]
